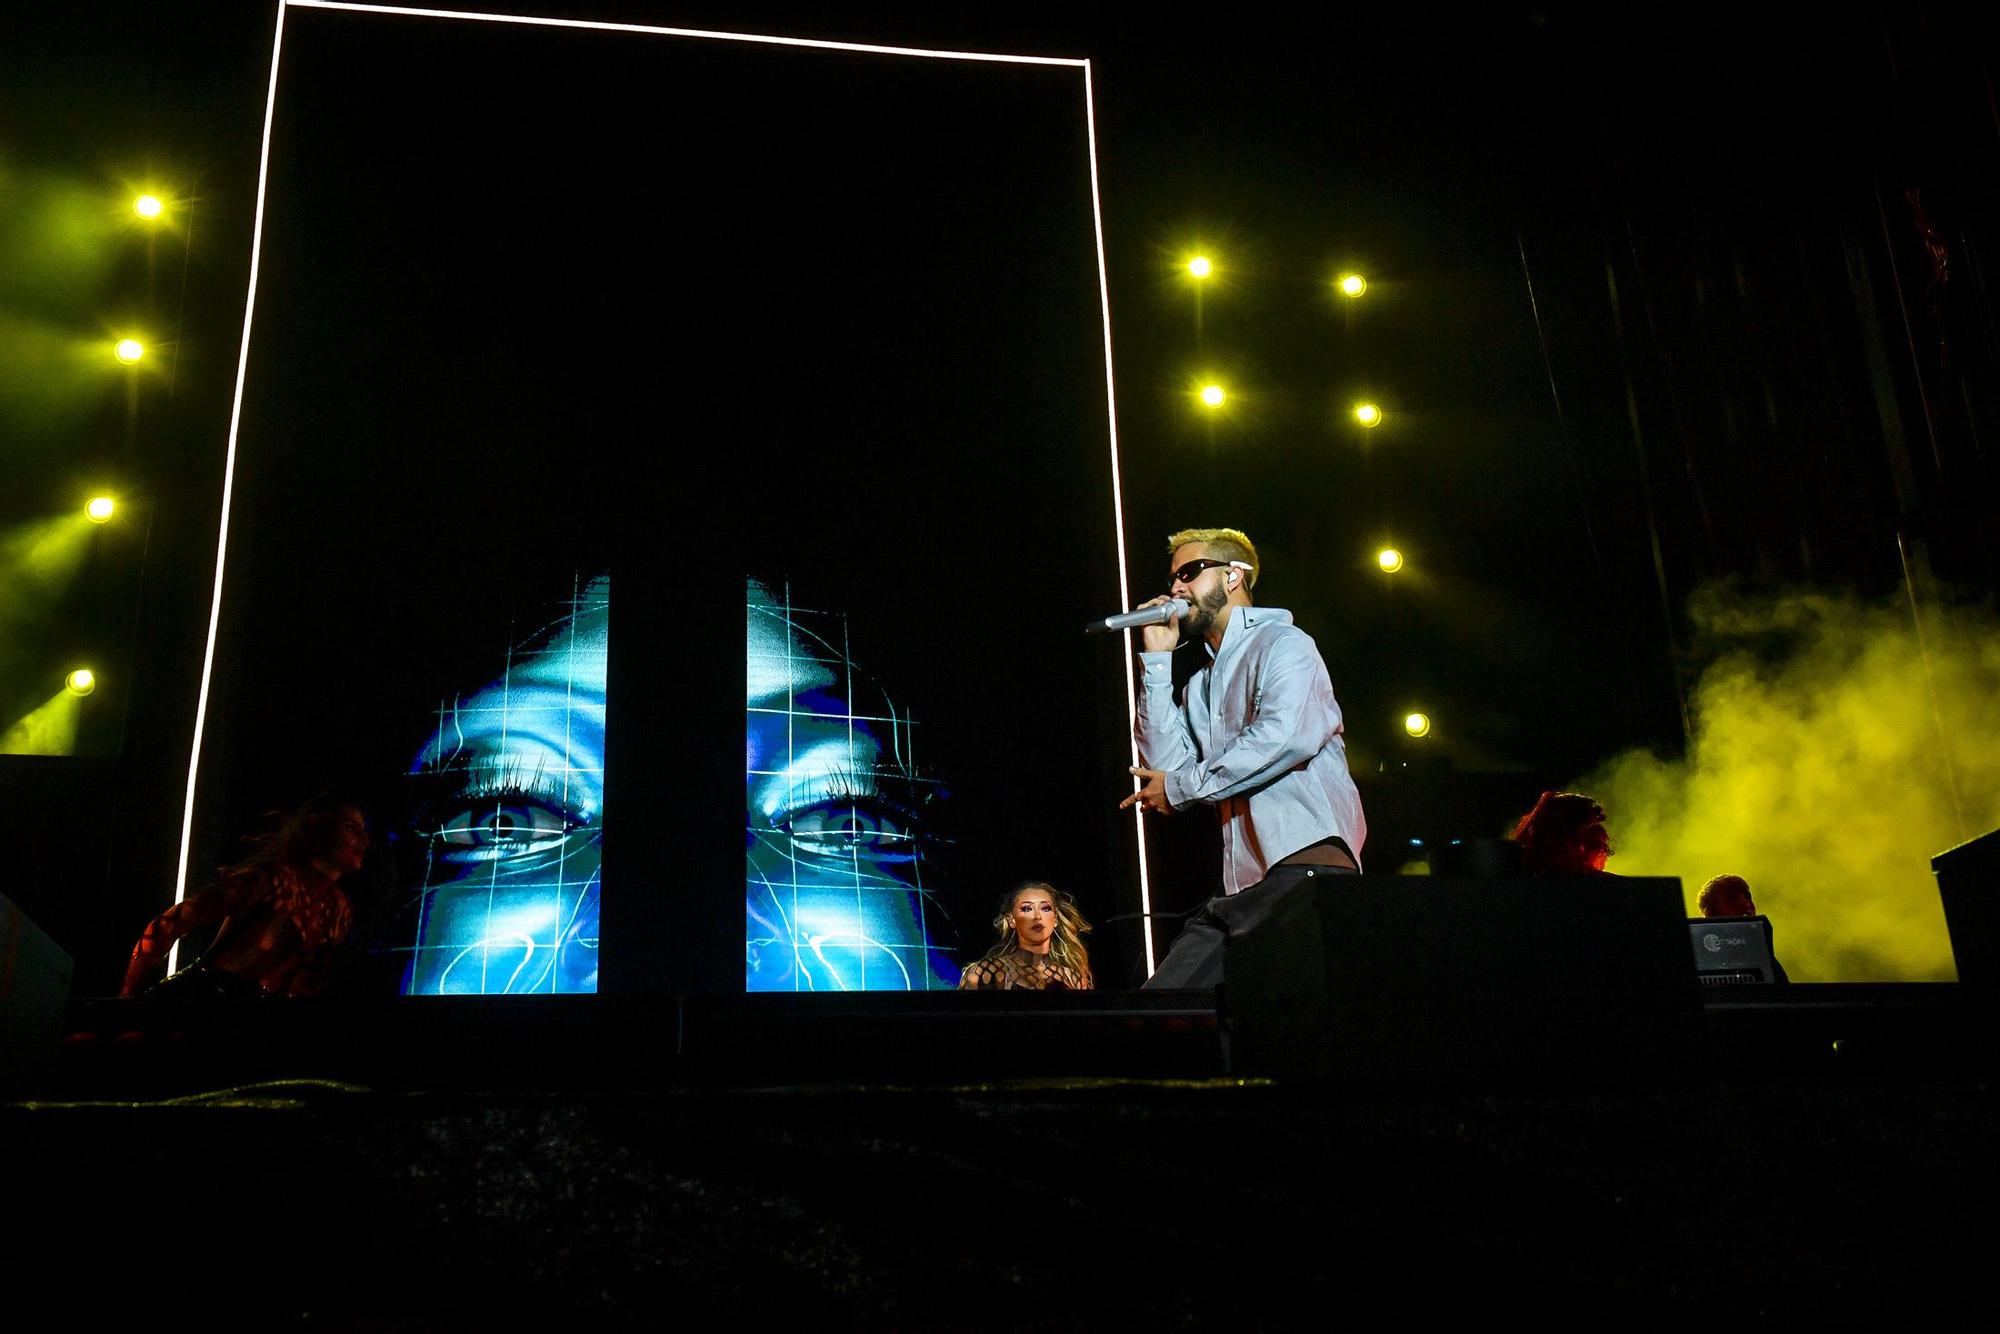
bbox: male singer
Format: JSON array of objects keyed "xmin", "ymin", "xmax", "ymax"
[{"xmin": 1119, "ymin": 527, "xmax": 1367, "ymax": 988}]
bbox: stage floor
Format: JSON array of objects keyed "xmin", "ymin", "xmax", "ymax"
[
  {"xmin": 33, "ymin": 981, "xmax": 1983, "ymax": 1096},
  {"xmin": 5, "ymin": 985, "xmax": 1991, "ymax": 1325}
]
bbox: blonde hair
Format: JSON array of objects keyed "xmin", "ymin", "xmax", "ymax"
[
  {"xmin": 1166, "ymin": 527, "xmax": 1260, "ymax": 590},
  {"xmin": 982, "ymin": 880, "xmax": 1093, "ymax": 983}
]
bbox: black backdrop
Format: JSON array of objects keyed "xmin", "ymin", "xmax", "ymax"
[{"xmin": 192, "ymin": 8, "xmax": 1136, "ymax": 992}]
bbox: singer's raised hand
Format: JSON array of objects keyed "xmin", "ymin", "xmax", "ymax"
[
  {"xmin": 1137, "ymin": 596, "xmax": 1181, "ymax": 653},
  {"xmin": 1119, "ymin": 766, "xmax": 1171, "ymax": 814}
]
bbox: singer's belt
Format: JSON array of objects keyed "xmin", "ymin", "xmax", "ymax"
[{"xmin": 1274, "ymin": 837, "xmax": 1358, "ymax": 871}]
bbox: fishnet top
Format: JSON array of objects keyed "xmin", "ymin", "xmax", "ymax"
[
  {"xmin": 957, "ymin": 950, "xmax": 1092, "ymax": 991},
  {"xmin": 123, "ymin": 863, "xmax": 354, "ymax": 997}
]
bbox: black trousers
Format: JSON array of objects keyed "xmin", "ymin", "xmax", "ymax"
[{"xmin": 1142, "ymin": 862, "xmax": 1358, "ymax": 990}]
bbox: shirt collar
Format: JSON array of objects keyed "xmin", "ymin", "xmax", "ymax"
[{"xmin": 1204, "ymin": 604, "xmax": 1261, "ymax": 662}]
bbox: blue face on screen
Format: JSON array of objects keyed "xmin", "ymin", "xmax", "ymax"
[
  {"xmin": 402, "ymin": 576, "xmax": 607, "ymax": 995},
  {"xmin": 747, "ymin": 582, "xmax": 955, "ymax": 991},
  {"xmin": 396, "ymin": 576, "xmax": 953, "ymax": 994}
]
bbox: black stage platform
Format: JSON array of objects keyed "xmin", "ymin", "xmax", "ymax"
[
  {"xmin": 7, "ymin": 987, "xmax": 1993, "ymax": 1327},
  {"xmin": 36, "ymin": 982, "xmax": 1983, "ymax": 1093}
]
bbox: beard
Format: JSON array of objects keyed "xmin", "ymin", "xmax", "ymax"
[{"xmin": 1180, "ymin": 581, "xmax": 1232, "ymax": 641}]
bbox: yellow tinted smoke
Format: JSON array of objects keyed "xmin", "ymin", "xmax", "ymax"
[
  {"xmin": 1582, "ymin": 587, "xmax": 1999, "ymax": 981},
  {"xmin": 1, "ymin": 689, "xmax": 80, "ymax": 756}
]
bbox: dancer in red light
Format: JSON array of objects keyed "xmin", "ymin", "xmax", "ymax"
[
  {"xmin": 121, "ymin": 796, "xmax": 369, "ymax": 999},
  {"xmin": 1510, "ymin": 790, "xmax": 1613, "ymax": 875}
]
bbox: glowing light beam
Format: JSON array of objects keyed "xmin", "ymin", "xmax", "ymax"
[
  {"xmin": 2, "ymin": 689, "xmax": 83, "ymax": 756},
  {"xmin": 0, "ymin": 515, "xmax": 95, "ymax": 613}
]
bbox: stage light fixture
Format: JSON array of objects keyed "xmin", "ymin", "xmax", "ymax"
[
  {"xmin": 1354, "ymin": 402, "xmax": 1382, "ymax": 427},
  {"xmin": 1199, "ymin": 383, "xmax": 1226, "ymax": 408},
  {"xmin": 1404, "ymin": 711, "xmax": 1431, "ymax": 738},
  {"xmin": 1376, "ymin": 547, "xmax": 1403, "ymax": 573},
  {"xmin": 134, "ymin": 194, "xmax": 164, "ymax": 220},
  {"xmin": 1338, "ymin": 273, "xmax": 1367, "ymax": 297},
  {"xmin": 66, "ymin": 669, "xmax": 96, "ymax": 697},
  {"xmin": 86, "ymin": 497, "xmax": 116, "ymax": 523},
  {"xmin": 115, "ymin": 338, "xmax": 144, "ymax": 364},
  {"xmin": 1188, "ymin": 255, "xmax": 1213, "ymax": 279}
]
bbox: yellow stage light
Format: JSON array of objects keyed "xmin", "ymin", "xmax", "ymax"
[
  {"xmin": 1354, "ymin": 402, "xmax": 1382, "ymax": 427},
  {"xmin": 66, "ymin": 669, "xmax": 97, "ymax": 696},
  {"xmin": 1338, "ymin": 273, "xmax": 1367, "ymax": 297},
  {"xmin": 135, "ymin": 194, "xmax": 164, "ymax": 220},
  {"xmin": 1199, "ymin": 384, "xmax": 1226, "ymax": 408},
  {"xmin": 1188, "ymin": 255, "xmax": 1213, "ymax": 279},
  {"xmin": 115, "ymin": 338, "xmax": 144, "ymax": 364},
  {"xmin": 86, "ymin": 497, "xmax": 116, "ymax": 523},
  {"xmin": 1376, "ymin": 547, "xmax": 1403, "ymax": 573},
  {"xmin": 1404, "ymin": 711, "xmax": 1431, "ymax": 738}
]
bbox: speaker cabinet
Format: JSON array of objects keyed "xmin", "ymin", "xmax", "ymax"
[
  {"xmin": 2, "ymin": 893, "xmax": 74, "ymax": 1087},
  {"xmin": 1225, "ymin": 875, "xmax": 1702, "ymax": 1087},
  {"xmin": 1934, "ymin": 827, "xmax": 2000, "ymax": 988}
]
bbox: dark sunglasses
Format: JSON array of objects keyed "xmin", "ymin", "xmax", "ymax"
[{"xmin": 1168, "ymin": 558, "xmax": 1249, "ymax": 590}]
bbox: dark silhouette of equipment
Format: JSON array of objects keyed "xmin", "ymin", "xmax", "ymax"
[
  {"xmin": 1689, "ymin": 915, "xmax": 1781, "ymax": 986},
  {"xmin": 1224, "ymin": 875, "xmax": 1702, "ymax": 1085},
  {"xmin": 2, "ymin": 893, "xmax": 73, "ymax": 1088},
  {"xmin": 1934, "ymin": 827, "xmax": 2000, "ymax": 988}
]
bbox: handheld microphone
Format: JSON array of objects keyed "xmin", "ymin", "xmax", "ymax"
[{"xmin": 1084, "ymin": 598, "xmax": 1189, "ymax": 635}]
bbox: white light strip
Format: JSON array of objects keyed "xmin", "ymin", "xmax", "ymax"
[
  {"xmin": 1082, "ymin": 63, "xmax": 1155, "ymax": 976},
  {"xmin": 287, "ymin": 1, "xmax": 1087, "ymax": 66},
  {"xmin": 170, "ymin": 0, "xmax": 292, "ymax": 965}
]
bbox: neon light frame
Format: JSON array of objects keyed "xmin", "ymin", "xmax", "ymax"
[{"xmin": 175, "ymin": 0, "xmax": 1158, "ymax": 977}]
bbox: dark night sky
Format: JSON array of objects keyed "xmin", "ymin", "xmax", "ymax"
[{"xmin": 4, "ymin": 1, "xmax": 1997, "ymax": 983}]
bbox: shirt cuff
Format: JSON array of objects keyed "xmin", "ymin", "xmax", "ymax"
[{"xmin": 1139, "ymin": 652, "xmax": 1174, "ymax": 684}]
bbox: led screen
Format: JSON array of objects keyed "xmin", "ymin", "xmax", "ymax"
[
  {"xmin": 393, "ymin": 574, "xmax": 962, "ymax": 995},
  {"xmin": 400, "ymin": 575, "xmax": 607, "ymax": 995},
  {"xmin": 747, "ymin": 581, "xmax": 954, "ymax": 990}
]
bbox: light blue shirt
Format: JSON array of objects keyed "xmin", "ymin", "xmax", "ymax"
[{"xmin": 1136, "ymin": 605, "xmax": 1367, "ymax": 892}]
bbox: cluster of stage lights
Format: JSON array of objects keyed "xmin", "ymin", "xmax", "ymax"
[
  {"xmin": 1184, "ymin": 256, "xmax": 1366, "ymax": 298},
  {"xmin": 1, "ymin": 188, "xmax": 164, "ymax": 753},
  {"xmin": 1184, "ymin": 253, "xmax": 1428, "ymax": 739},
  {"xmin": 1371, "ymin": 556, "xmax": 1431, "ymax": 739},
  {"xmin": 1187, "ymin": 258, "xmax": 1383, "ymax": 428},
  {"xmin": 110, "ymin": 193, "xmax": 168, "ymax": 365},
  {"xmin": 50, "ymin": 195, "xmax": 163, "ymax": 714}
]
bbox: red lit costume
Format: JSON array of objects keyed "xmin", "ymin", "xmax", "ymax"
[{"xmin": 122, "ymin": 863, "xmax": 354, "ymax": 999}]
